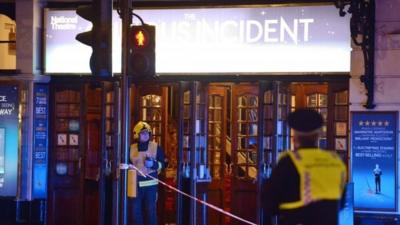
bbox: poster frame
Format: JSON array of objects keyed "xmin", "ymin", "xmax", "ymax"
[{"xmin": 351, "ymin": 111, "xmax": 398, "ymax": 212}]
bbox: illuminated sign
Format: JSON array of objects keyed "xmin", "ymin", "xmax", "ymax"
[
  {"xmin": 134, "ymin": 30, "xmax": 147, "ymax": 47},
  {"xmin": 351, "ymin": 112, "xmax": 398, "ymax": 211},
  {"xmin": 0, "ymin": 85, "xmax": 18, "ymax": 196},
  {"xmin": 32, "ymin": 84, "xmax": 49, "ymax": 199},
  {"xmin": 45, "ymin": 5, "xmax": 351, "ymax": 74}
]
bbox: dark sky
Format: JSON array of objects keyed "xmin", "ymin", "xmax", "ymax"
[{"xmin": 0, "ymin": 3, "xmax": 15, "ymax": 20}]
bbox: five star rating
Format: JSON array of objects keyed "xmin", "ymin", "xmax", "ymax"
[{"xmin": 359, "ymin": 120, "xmax": 390, "ymax": 126}]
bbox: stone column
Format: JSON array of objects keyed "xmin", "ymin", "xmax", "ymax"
[{"xmin": 16, "ymin": 0, "xmax": 43, "ymax": 75}]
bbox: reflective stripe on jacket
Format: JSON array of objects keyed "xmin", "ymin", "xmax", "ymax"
[
  {"xmin": 130, "ymin": 141, "xmax": 158, "ymax": 187},
  {"xmin": 279, "ymin": 149, "xmax": 346, "ymax": 210}
]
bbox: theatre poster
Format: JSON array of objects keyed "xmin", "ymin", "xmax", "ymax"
[{"xmin": 351, "ymin": 111, "xmax": 398, "ymax": 211}]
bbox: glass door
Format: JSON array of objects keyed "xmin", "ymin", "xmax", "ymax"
[
  {"xmin": 207, "ymin": 84, "xmax": 229, "ymax": 225},
  {"xmin": 132, "ymin": 83, "xmax": 169, "ymax": 224},
  {"xmin": 48, "ymin": 84, "xmax": 84, "ymax": 225},
  {"xmin": 176, "ymin": 81, "xmax": 209, "ymax": 225},
  {"xmin": 231, "ymin": 83, "xmax": 259, "ymax": 225}
]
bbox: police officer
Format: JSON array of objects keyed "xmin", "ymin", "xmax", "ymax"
[
  {"xmin": 129, "ymin": 121, "xmax": 166, "ymax": 225},
  {"xmin": 263, "ymin": 108, "xmax": 347, "ymax": 225}
]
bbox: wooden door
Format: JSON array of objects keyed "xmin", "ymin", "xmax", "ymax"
[
  {"xmin": 132, "ymin": 83, "xmax": 169, "ymax": 225},
  {"xmin": 207, "ymin": 84, "xmax": 228, "ymax": 225},
  {"xmin": 176, "ymin": 81, "xmax": 209, "ymax": 225},
  {"xmin": 48, "ymin": 81, "xmax": 116, "ymax": 225},
  {"xmin": 132, "ymin": 83, "xmax": 168, "ymax": 148},
  {"xmin": 48, "ymin": 85, "xmax": 84, "ymax": 225},
  {"xmin": 231, "ymin": 83, "xmax": 259, "ymax": 225},
  {"xmin": 327, "ymin": 82, "xmax": 349, "ymax": 162},
  {"xmin": 83, "ymin": 85, "xmax": 102, "ymax": 225},
  {"xmin": 289, "ymin": 82, "xmax": 349, "ymax": 156},
  {"xmin": 290, "ymin": 83, "xmax": 328, "ymax": 149}
]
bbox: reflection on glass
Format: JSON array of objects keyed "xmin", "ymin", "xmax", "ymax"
[
  {"xmin": 264, "ymin": 105, "xmax": 273, "ymax": 119},
  {"xmin": 279, "ymin": 93, "xmax": 287, "ymax": 105},
  {"xmin": 106, "ymin": 92, "xmax": 113, "ymax": 103},
  {"xmin": 215, "ymin": 96, "xmax": 222, "ymax": 106},
  {"xmin": 320, "ymin": 108, "xmax": 328, "ymax": 120},
  {"xmin": 263, "ymin": 137, "xmax": 271, "ymax": 149},
  {"xmin": 184, "ymin": 91, "xmax": 190, "ymax": 104},
  {"xmin": 249, "ymin": 123, "xmax": 257, "ymax": 136},
  {"xmin": 142, "ymin": 95, "xmax": 161, "ymax": 107},
  {"xmin": 307, "ymin": 94, "xmax": 318, "ymax": 107},
  {"xmin": 0, "ymin": 128, "xmax": 4, "ymax": 175},
  {"xmin": 335, "ymin": 122, "xmax": 347, "ymax": 136},
  {"xmin": 264, "ymin": 91, "xmax": 273, "ymax": 104},
  {"xmin": 319, "ymin": 94, "xmax": 327, "ymax": 107},
  {"xmin": 196, "ymin": 107, "xmax": 205, "ymax": 119},
  {"xmin": 322, "ymin": 125, "xmax": 327, "ymax": 134},
  {"xmin": 184, "ymin": 105, "xmax": 190, "ymax": 118},
  {"xmin": 249, "ymin": 152, "xmax": 257, "ymax": 163},
  {"xmin": 183, "ymin": 136, "xmax": 189, "ymax": 148},
  {"xmin": 335, "ymin": 106, "xmax": 348, "ymax": 121},
  {"xmin": 183, "ymin": 120, "xmax": 190, "ymax": 134},
  {"xmin": 209, "ymin": 94, "xmax": 225, "ymax": 179},
  {"xmin": 215, "ymin": 137, "xmax": 221, "ymax": 146},
  {"xmin": 335, "ymin": 91, "xmax": 348, "ymax": 105},
  {"xmin": 265, "ymin": 121, "xmax": 273, "ymax": 134},
  {"xmin": 291, "ymin": 95, "xmax": 296, "ymax": 108}
]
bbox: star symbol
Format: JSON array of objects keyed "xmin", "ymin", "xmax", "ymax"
[
  {"xmin": 371, "ymin": 121, "xmax": 376, "ymax": 126},
  {"xmin": 378, "ymin": 121, "xmax": 383, "ymax": 126},
  {"xmin": 365, "ymin": 121, "xmax": 370, "ymax": 126},
  {"xmin": 384, "ymin": 121, "xmax": 389, "ymax": 126},
  {"xmin": 359, "ymin": 121, "xmax": 364, "ymax": 126}
]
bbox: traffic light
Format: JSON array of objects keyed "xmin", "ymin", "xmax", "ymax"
[
  {"xmin": 75, "ymin": 1, "xmax": 112, "ymax": 77},
  {"xmin": 129, "ymin": 25, "xmax": 156, "ymax": 77}
]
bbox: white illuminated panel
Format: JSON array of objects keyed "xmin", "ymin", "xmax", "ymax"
[{"xmin": 45, "ymin": 5, "xmax": 351, "ymax": 74}]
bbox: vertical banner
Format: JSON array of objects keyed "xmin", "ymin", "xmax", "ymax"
[
  {"xmin": 32, "ymin": 84, "xmax": 49, "ymax": 199},
  {"xmin": 0, "ymin": 85, "xmax": 19, "ymax": 196},
  {"xmin": 352, "ymin": 112, "xmax": 398, "ymax": 211}
]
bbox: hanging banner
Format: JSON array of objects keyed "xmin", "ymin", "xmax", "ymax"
[
  {"xmin": 32, "ymin": 84, "xmax": 49, "ymax": 199},
  {"xmin": 351, "ymin": 112, "xmax": 398, "ymax": 211},
  {"xmin": 0, "ymin": 85, "xmax": 19, "ymax": 196}
]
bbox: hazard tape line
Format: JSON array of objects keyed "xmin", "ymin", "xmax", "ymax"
[{"xmin": 120, "ymin": 163, "xmax": 258, "ymax": 225}]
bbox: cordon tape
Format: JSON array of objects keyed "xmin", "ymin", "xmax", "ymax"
[{"xmin": 120, "ymin": 163, "xmax": 258, "ymax": 225}]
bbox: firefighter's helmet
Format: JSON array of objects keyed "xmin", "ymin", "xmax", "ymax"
[{"xmin": 133, "ymin": 121, "xmax": 152, "ymax": 139}]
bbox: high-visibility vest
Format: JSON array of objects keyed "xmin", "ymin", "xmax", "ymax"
[
  {"xmin": 130, "ymin": 141, "xmax": 158, "ymax": 176},
  {"xmin": 279, "ymin": 149, "xmax": 347, "ymax": 210}
]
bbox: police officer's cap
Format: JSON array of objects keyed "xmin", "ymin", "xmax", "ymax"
[{"xmin": 288, "ymin": 108, "xmax": 323, "ymax": 134}]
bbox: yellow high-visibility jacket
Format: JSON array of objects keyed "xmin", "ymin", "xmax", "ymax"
[{"xmin": 278, "ymin": 149, "xmax": 346, "ymax": 210}]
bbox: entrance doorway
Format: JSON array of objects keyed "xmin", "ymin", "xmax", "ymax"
[{"xmin": 47, "ymin": 79, "xmax": 348, "ymax": 225}]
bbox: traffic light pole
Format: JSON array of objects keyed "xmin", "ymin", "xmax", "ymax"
[{"xmin": 119, "ymin": 0, "xmax": 133, "ymax": 225}]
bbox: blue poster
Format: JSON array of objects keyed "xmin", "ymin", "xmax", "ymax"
[
  {"xmin": 352, "ymin": 112, "xmax": 397, "ymax": 211},
  {"xmin": 0, "ymin": 85, "xmax": 19, "ymax": 196},
  {"xmin": 32, "ymin": 84, "xmax": 49, "ymax": 199}
]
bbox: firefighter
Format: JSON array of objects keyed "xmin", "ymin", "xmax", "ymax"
[
  {"xmin": 263, "ymin": 108, "xmax": 347, "ymax": 225},
  {"xmin": 129, "ymin": 121, "xmax": 166, "ymax": 225}
]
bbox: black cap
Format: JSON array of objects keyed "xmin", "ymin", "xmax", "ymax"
[{"xmin": 288, "ymin": 108, "xmax": 323, "ymax": 133}]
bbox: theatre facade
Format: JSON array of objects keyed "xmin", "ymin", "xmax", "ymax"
[{"xmin": 0, "ymin": 1, "xmax": 399, "ymax": 224}]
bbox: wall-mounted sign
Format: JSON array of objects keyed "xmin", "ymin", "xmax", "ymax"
[
  {"xmin": 32, "ymin": 84, "xmax": 49, "ymax": 199},
  {"xmin": 0, "ymin": 85, "xmax": 19, "ymax": 196},
  {"xmin": 351, "ymin": 112, "xmax": 398, "ymax": 211},
  {"xmin": 45, "ymin": 5, "xmax": 350, "ymax": 74}
]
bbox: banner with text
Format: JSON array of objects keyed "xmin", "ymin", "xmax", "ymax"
[
  {"xmin": 32, "ymin": 84, "xmax": 49, "ymax": 199},
  {"xmin": 0, "ymin": 85, "xmax": 19, "ymax": 196},
  {"xmin": 352, "ymin": 112, "xmax": 398, "ymax": 211},
  {"xmin": 45, "ymin": 5, "xmax": 350, "ymax": 74}
]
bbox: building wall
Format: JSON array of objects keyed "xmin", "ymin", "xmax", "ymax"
[
  {"xmin": 0, "ymin": 14, "xmax": 16, "ymax": 70},
  {"xmin": 350, "ymin": 1, "xmax": 400, "ymax": 212}
]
